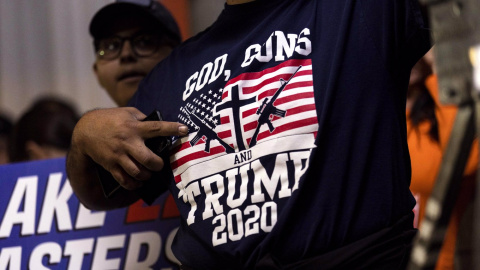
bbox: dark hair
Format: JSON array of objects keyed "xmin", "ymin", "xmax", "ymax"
[
  {"xmin": 0, "ymin": 114, "xmax": 13, "ymax": 164},
  {"xmin": 9, "ymin": 97, "xmax": 79, "ymax": 162},
  {"xmin": 0, "ymin": 114, "xmax": 13, "ymax": 136},
  {"xmin": 408, "ymin": 58, "xmax": 439, "ymax": 142}
]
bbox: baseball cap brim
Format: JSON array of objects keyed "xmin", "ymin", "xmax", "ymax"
[{"xmin": 89, "ymin": 2, "xmax": 181, "ymax": 45}]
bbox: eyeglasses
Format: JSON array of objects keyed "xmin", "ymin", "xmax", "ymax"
[{"xmin": 95, "ymin": 33, "xmax": 164, "ymax": 60}]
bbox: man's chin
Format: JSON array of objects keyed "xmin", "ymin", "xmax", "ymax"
[
  {"xmin": 114, "ymin": 87, "xmax": 139, "ymax": 107},
  {"xmin": 119, "ymin": 76, "xmax": 144, "ymax": 85}
]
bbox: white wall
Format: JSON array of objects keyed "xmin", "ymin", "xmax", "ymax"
[{"xmin": 0, "ymin": 0, "xmax": 115, "ymax": 120}]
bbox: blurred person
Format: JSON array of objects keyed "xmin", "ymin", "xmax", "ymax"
[
  {"xmin": 90, "ymin": 3, "xmax": 184, "ymax": 267},
  {"xmin": 9, "ymin": 97, "xmax": 79, "ymax": 162},
  {"xmin": 91, "ymin": 0, "xmax": 184, "ymax": 263},
  {"xmin": 0, "ymin": 114, "xmax": 13, "ymax": 164},
  {"xmin": 90, "ymin": 0, "xmax": 183, "ymax": 218},
  {"xmin": 407, "ymin": 50, "xmax": 478, "ymax": 269},
  {"xmin": 90, "ymin": 0, "xmax": 182, "ymax": 107}
]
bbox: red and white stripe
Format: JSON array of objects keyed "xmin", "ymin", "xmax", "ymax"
[{"xmin": 171, "ymin": 59, "xmax": 318, "ymax": 183}]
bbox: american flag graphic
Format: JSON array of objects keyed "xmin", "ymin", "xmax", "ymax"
[{"xmin": 172, "ymin": 59, "xmax": 318, "ymax": 183}]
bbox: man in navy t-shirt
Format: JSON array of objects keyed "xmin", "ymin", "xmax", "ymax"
[{"xmin": 67, "ymin": 0, "xmax": 431, "ymax": 269}]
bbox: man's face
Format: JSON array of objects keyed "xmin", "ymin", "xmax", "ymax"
[{"xmin": 93, "ymin": 22, "xmax": 173, "ymax": 107}]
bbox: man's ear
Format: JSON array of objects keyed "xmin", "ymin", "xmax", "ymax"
[
  {"xmin": 92, "ymin": 62, "xmax": 104, "ymax": 87},
  {"xmin": 93, "ymin": 62, "xmax": 99, "ymax": 75}
]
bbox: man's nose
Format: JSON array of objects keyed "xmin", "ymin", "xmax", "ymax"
[{"xmin": 119, "ymin": 40, "xmax": 136, "ymax": 60}]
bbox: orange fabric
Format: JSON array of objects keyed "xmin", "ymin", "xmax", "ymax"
[
  {"xmin": 408, "ymin": 74, "xmax": 478, "ymax": 270},
  {"xmin": 159, "ymin": 0, "xmax": 192, "ymax": 39}
]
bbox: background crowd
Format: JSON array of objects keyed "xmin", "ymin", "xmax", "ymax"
[{"xmin": 0, "ymin": 0, "xmax": 223, "ymax": 165}]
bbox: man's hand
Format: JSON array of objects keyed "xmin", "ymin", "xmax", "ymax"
[{"xmin": 67, "ymin": 107, "xmax": 188, "ymax": 210}]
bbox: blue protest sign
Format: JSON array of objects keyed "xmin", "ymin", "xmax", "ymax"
[{"xmin": 0, "ymin": 158, "xmax": 180, "ymax": 270}]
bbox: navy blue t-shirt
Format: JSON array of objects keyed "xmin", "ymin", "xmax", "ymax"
[{"xmin": 129, "ymin": 0, "xmax": 431, "ymax": 268}]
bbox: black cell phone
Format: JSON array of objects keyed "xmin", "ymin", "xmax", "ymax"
[
  {"xmin": 142, "ymin": 110, "xmax": 171, "ymax": 158},
  {"xmin": 97, "ymin": 110, "xmax": 171, "ymax": 202}
]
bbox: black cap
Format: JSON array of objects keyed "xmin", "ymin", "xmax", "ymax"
[{"xmin": 89, "ymin": 0, "xmax": 181, "ymax": 45}]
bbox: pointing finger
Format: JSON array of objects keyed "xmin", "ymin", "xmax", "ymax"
[{"xmin": 141, "ymin": 120, "xmax": 189, "ymax": 139}]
